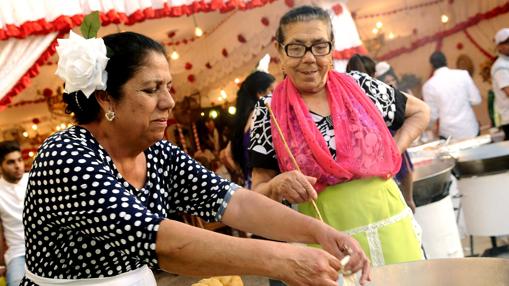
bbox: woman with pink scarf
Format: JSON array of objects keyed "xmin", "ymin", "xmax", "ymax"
[{"xmin": 249, "ymin": 6, "xmax": 430, "ymax": 267}]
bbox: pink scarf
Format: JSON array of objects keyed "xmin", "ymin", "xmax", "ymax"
[{"xmin": 271, "ymin": 70, "xmax": 401, "ymax": 192}]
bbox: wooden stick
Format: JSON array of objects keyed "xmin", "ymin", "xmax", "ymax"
[{"xmin": 265, "ymin": 102, "xmax": 324, "ymax": 223}]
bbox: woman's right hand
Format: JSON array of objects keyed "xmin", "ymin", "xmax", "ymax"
[
  {"xmin": 278, "ymin": 244, "xmax": 341, "ymax": 286},
  {"xmin": 269, "ymin": 170, "xmax": 317, "ymax": 203}
]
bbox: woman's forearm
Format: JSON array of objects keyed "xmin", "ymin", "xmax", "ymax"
[
  {"xmin": 395, "ymin": 95, "xmax": 430, "ymax": 152},
  {"xmin": 156, "ymin": 219, "xmax": 289, "ymax": 278},
  {"xmin": 222, "ymin": 188, "xmax": 321, "ymax": 243}
]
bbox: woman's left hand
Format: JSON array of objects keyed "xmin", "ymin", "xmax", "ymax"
[{"xmin": 315, "ymin": 225, "xmax": 371, "ymax": 285}]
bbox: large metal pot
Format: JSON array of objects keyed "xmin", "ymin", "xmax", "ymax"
[
  {"xmin": 412, "ymin": 157, "xmax": 455, "ymax": 207},
  {"xmin": 368, "ymin": 258, "xmax": 509, "ymax": 285},
  {"xmin": 454, "ymin": 141, "xmax": 509, "ymax": 178}
]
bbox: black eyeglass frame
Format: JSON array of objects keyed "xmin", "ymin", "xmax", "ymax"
[{"xmin": 279, "ymin": 41, "xmax": 333, "ymax": 58}]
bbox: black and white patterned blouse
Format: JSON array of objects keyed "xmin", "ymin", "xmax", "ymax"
[
  {"xmin": 249, "ymin": 71, "xmax": 407, "ymax": 171},
  {"xmin": 22, "ymin": 126, "xmax": 237, "ymax": 285}
]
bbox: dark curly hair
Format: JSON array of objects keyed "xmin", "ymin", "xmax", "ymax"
[
  {"xmin": 0, "ymin": 140, "xmax": 21, "ymax": 164},
  {"xmin": 63, "ymin": 32, "xmax": 167, "ymax": 124}
]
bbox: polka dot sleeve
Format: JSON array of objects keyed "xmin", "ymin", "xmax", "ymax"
[{"xmin": 162, "ymin": 143, "xmax": 239, "ymax": 222}]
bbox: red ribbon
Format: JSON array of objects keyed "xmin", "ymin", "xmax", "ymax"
[{"xmin": 377, "ymin": 2, "xmax": 509, "ymax": 61}]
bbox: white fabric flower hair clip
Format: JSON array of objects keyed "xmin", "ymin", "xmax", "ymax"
[{"xmin": 55, "ymin": 31, "xmax": 109, "ymax": 98}]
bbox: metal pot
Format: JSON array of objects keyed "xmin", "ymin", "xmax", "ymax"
[
  {"xmin": 368, "ymin": 258, "xmax": 509, "ymax": 285},
  {"xmin": 412, "ymin": 157, "xmax": 455, "ymax": 207},
  {"xmin": 454, "ymin": 141, "xmax": 509, "ymax": 178}
]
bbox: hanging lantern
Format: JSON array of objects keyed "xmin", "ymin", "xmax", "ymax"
[
  {"xmin": 188, "ymin": 74, "xmax": 196, "ymax": 83},
  {"xmin": 185, "ymin": 62, "xmax": 193, "ymax": 70}
]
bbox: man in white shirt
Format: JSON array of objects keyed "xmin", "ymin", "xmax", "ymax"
[
  {"xmin": 491, "ymin": 28, "xmax": 509, "ymax": 140},
  {"xmin": 422, "ymin": 51, "xmax": 481, "ymax": 140},
  {"xmin": 0, "ymin": 141, "xmax": 27, "ymax": 286}
]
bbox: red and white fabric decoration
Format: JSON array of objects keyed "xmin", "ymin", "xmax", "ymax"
[
  {"xmin": 320, "ymin": 1, "xmax": 367, "ymax": 71},
  {"xmin": 0, "ymin": 0, "xmax": 274, "ymax": 40},
  {"xmin": 0, "ymin": 33, "xmax": 58, "ymax": 110}
]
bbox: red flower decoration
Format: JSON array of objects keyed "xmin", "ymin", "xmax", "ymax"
[
  {"xmin": 261, "ymin": 17, "xmax": 270, "ymax": 26},
  {"xmin": 42, "ymin": 88, "xmax": 53, "ymax": 98},
  {"xmin": 187, "ymin": 74, "xmax": 195, "ymax": 83},
  {"xmin": 185, "ymin": 62, "xmax": 193, "ymax": 70},
  {"xmin": 32, "ymin": 118, "xmax": 40, "ymax": 124},
  {"xmin": 222, "ymin": 48, "xmax": 228, "ymax": 57},
  {"xmin": 183, "ymin": 39, "xmax": 188, "ymax": 44},
  {"xmin": 284, "ymin": 0, "xmax": 294, "ymax": 8},
  {"xmin": 237, "ymin": 34, "xmax": 247, "ymax": 43},
  {"xmin": 205, "ymin": 62, "xmax": 212, "ymax": 69},
  {"xmin": 456, "ymin": 42, "xmax": 464, "ymax": 50},
  {"xmin": 332, "ymin": 4, "xmax": 343, "ymax": 16},
  {"xmin": 167, "ymin": 31, "xmax": 176, "ymax": 38}
]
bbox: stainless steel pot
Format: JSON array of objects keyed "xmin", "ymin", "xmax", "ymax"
[
  {"xmin": 368, "ymin": 258, "xmax": 509, "ymax": 285},
  {"xmin": 412, "ymin": 157, "xmax": 455, "ymax": 207},
  {"xmin": 454, "ymin": 141, "xmax": 509, "ymax": 178}
]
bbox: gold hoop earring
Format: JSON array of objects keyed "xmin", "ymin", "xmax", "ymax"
[{"xmin": 105, "ymin": 110, "xmax": 115, "ymax": 121}]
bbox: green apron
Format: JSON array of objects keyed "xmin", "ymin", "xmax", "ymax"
[{"xmin": 299, "ymin": 177, "xmax": 423, "ymax": 266}]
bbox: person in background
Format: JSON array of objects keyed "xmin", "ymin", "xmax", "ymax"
[
  {"xmin": 204, "ymin": 118, "xmax": 222, "ymax": 155},
  {"xmin": 0, "ymin": 140, "xmax": 27, "ymax": 286},
  {"xmin": 21, "ymin": 31, "xmax": 369, "ymax": 286},
  {"xmin": 375, "ymin": 61, "xmax": 417, "ymax": 213},
  {"xmin": 250, "ymin": 6, "xmax": 430, "ymax": 268},
  {"xmin": 491, "ymin": 28, "xmax": 509, "ymax": 140},
  {"xmin": 345, "ymin": 54, "xmax": 376, "ymax": 76},
  {"xmin": 220, "ymin": 71, "xmax": 276, "ymax": 189},
  {"xmin": 422, "ymin": 51, "xmax": 481, "ymax": 140}
]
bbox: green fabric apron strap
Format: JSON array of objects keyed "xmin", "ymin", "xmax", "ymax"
[{"xmin": 299, "ymin": 177, "xmax": 423, "ymax": 266}]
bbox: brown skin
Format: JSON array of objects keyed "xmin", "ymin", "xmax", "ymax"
[
  {"xmin": 0, "ymin": 151, "xmax": 25, "ymax": 184},
  {"xmin": 81, "ymin": 51, "xmax": 367, "ymax": 286}
]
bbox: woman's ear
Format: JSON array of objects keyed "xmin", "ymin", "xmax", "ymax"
[{"xmin": 94, "ymin": 90, "xmax": 112, "ymax": 112}]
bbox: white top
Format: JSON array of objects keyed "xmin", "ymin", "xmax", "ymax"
[
  {"xmin": 422, "ymin": 67, "xmax": 481, "ymax": 140},
  {"xmin": 491, "ymin": 55, "xmax": 509, "ymax": 125},
  {"xmin": 0, "ymin": 173, "xmax": 27, "ymax": 264}
]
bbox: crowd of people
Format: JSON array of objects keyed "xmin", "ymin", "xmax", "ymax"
[{"xmin": 0, "ymin": 4, "xmax": 508, "ymax": 286}]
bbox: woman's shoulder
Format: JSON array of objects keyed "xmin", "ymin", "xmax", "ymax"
[{"xmin": 38, "ymin": 125, "xmax": 97, "ymax": 154}]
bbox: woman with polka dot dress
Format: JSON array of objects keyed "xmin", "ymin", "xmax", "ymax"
[{"xmin": 21, "ymin": 31, "xmax": 369, "ymax": 286}]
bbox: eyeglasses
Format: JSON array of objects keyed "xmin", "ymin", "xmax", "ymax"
[{"xmin": 280, "ymin": 42, "xmax": 333, "ymax": 58}]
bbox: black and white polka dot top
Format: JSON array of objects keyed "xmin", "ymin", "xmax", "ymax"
[{"xmin": 22, "ymin": 126, "xmax": 237, "ymax": 285}]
